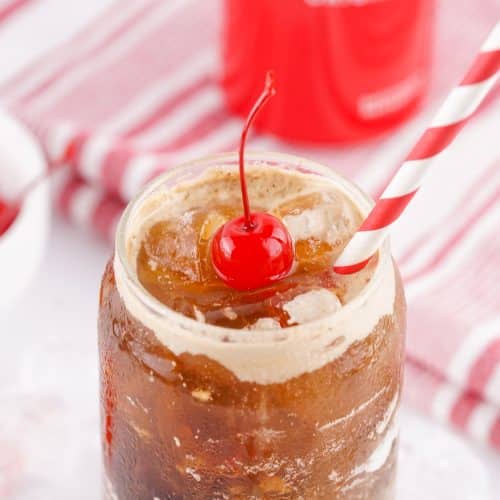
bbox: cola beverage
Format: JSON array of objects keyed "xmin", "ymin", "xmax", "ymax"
[{"xmin": 99, "ymin": 152, "xmax": 406, "ymax": 499}]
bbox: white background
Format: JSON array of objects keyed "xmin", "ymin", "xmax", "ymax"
[{"xmin": 0, "ymin": 1, "xmax": 499, "ymax": 499}]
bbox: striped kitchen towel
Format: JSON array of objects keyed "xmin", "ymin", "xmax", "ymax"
[{"xmin": 1, "ymin": 0, "xmax": 499, "ymax": 449}]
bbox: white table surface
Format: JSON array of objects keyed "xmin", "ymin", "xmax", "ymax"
[{"xmin": 1, "ymin": 217, "xmax": 499, "ymax": 499}]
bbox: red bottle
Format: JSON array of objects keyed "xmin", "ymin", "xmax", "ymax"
[{"xmin": 221, "ymin": 0, "xmax": 435, "ymax": 144}]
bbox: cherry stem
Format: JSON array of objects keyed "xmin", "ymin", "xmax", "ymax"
[{"xmin": 239, "ymin": 70, "xmax": 276, "ymax": 230}]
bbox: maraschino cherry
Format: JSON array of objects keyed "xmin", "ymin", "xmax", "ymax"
[
  {"xmin": 211, "ymin": 72, "xmax": 294, "ymax": 290},
  {"xmin": 0, "ymin": 198, "xmax": 19, "ymax": 236}
]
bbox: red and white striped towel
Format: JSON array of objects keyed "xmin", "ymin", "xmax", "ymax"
[
  {"xmin": 0, "ymin": 0, "xmax": 32, "ymax": 23},
  {"xmin": 1, "ymin": 0, "xmax": 499, "ymax": 450}
]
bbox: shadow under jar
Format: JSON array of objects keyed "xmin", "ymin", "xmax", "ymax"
[{"xmin": 98, "ymin": 152, "xmax": 406, "ymax": 499}]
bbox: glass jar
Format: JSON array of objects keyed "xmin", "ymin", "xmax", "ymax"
[{"xmin": 98, "ymin": 152, "xmax": 406, "ymax": 499}]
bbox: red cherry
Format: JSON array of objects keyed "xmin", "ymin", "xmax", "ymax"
[
  {"xmin": 211, "ymin": 212, "xmax": 293, "ymax": 290},
  {"xmin": 0, "ymin": 199, "xmax": 19, "ymax": 236},
  {"xmin": 209, "ymin": 71, "xmax": 294, "ymax": 290}
]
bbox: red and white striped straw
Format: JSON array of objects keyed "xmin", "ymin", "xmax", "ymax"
[{"xmin": 334, "ymin": 21, "xmax": 500, "ymax": 275}]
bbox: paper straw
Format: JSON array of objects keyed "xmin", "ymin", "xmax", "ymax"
[{"xmin": 334, "ymin": 21, "xmax": 500, "ymax": 274}]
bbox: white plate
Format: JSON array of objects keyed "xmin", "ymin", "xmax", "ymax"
[{"xmin": 0, "ymin": 110, "xmax": 50, "ymax": 314}]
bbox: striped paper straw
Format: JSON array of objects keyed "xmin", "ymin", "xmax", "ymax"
[{"xmin": 334, "ymin": 21, "xmax": 500, "ymax": 275}]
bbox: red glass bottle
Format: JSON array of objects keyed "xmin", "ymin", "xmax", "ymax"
[{"xmin": 221, "ymin": 0, "xmax": 435, "ymax": 144}]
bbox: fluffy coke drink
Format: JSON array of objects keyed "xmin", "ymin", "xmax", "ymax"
[{"xmin": 99, "ymin": 152, "xmax": 406, "ymax": 499}]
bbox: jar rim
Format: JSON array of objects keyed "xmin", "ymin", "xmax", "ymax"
[{"xmin": 114, "ymin": 151, "xmax": 393, "ymax": 344}]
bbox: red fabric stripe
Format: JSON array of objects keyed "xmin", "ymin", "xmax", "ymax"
[
  {"xmin": 407, "ymin": 121, "xmax": 466, "ymax": 161},
  {"xmin": 100, "ymin": 144, "xmax": 137, "ymax": 195},
  {"xmin": 16, "ymin": 1, "xmax": 156, "ymax": 106},
  {"xmin": 490, "ymin": 417, "xmax": 500, "ymax": 449},
  {"xmin": 57, "ymin": 177, "xmax": 84, "ymax": 216},
  {"xmin": 404, "ymin": 183, "xmax": 500, "ymax": 283},
  {"xmin": 91, "ymin": 195, "xmax": 124, "ymax": 241},
  {"xmin": 59, "ymin": 134, "xmax": 81, "ymax": 164},
  {"xmin": 461, "ymin": 50, "xmax": 500, "ymax": 85},
  {"xmin": 333, "ymin": 257, "xmax": 372, "ymax": 275},
  {"xmin": 359, "ymin": 190, "xmax": 417, "ymax": 231},
  {"xmin": 467, "ymin": 338, "xmax": 500, "ymax": 397},
  {"xmin": 449, "ymin": 391, "xmax": 479, "ymax": 428},
  {"xmin": 68, "ymin": 132, "xmax": 90, "ymax": 168},
  {"xmin": 0, "ymin": 0, "xmax": 32, "ymax": 24},
  {"xmin": 123, "ymin": 76, "xmax": 212, "ymax": 138}
]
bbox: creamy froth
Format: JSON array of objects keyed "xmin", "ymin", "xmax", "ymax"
[{"xmin": 114, "ymin": 163, "xmax": 396, "ymax": 383}]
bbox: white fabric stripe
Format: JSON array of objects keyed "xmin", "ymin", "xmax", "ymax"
[
  {"xmin": 27, "ymin": 0, "xmax": 191, "ymax": 115},
  {"xmin": 381, "ymin": 158, "xmax": 430, "ymax": 198},
  {"xmin": 2, "ymin": 0, "xmax": 146, "ymax": 102},
  {"xmin": 68, "ymin": 185, "xmax": 100, "ymax": 227},
  {"xmin": 45, "ymin": 122, "xmax": 77, "ymax": 161},
  {"xmin": 431, "ymin": 75, "xmax": 500, "ymax": 128},
  {"xmin": 467, "ymin": 403, "xmax": 498, "ymax": 443},
  {"xmin": 334, "ymin": 228, "xmax": 388, "ymax": 267},
  {"xmin": 481, "ymin": 21, "xmax": 500, "ymax": 51},
  {"xmin": 485, "ymin": 365, "xmax": 500, "ymax": 408},
  {"xmin": 120, "ymin": 154, "xmax": 158, "ymax": 201},
  {"xmin": 405, "ymin": 204, "xmax": 500, "ymax": 301},
  {"xmin": 249, "ymin": 134, "xmax": 281, "ymax": 151},
  {"xmin": 431, "ymin": 384, "xmax": 461, "ymax": 424},
  {"xmin": 168, "ymin": 118, "xmax": 242, "ymax": 162},
  {"xmin": 446, "ymin": 316, "xmax": 500, "ymax": 391},
  {"xmin": 119, "ymin": 118, "xmax": 242, "ymax": 200},
  {"xmin": 103, "ymin": 48, "xmax": 216, "ymax": 132},
  {"xmin": 78, "ymin": 134, "xmax": 115, "ymax": 182},
  {"xmin": 134, "ymin": 85, "xmax": 223, "ymax": 147}
]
